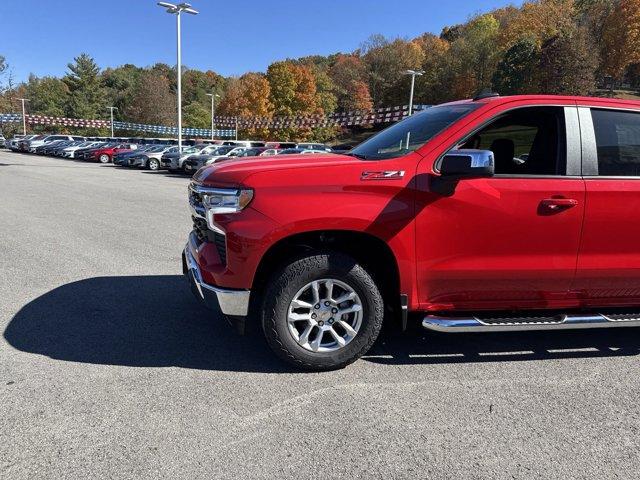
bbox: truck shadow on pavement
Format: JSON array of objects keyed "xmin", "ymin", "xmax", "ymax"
[
  {"xmin": 5, "ymin": 276, "xmax": 640, "ymax": 371},
  {"xmin": 365, "ymin": 321, "xmax": 640, "ymax": 365},
  {"xmin": 4, "ymin": 275, "xmax": 296, "ymax": 374}
]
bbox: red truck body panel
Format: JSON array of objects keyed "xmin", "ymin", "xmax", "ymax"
[{"xmin": 192, "ymin": 95, "xmax": 640, "ymax": 314}]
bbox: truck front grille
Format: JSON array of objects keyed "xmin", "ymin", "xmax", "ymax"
[
  {"xmin": 192, "ymin": 216, "xmax": 227, "ymax": 265},
  {"xmin": 212, "ymin": 231, "xmax": 227, "ymax": 265}
]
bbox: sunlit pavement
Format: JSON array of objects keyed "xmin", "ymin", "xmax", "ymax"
[{"xmin": 1, "ymin": 150, "xmax": 638, "ymax": 479}]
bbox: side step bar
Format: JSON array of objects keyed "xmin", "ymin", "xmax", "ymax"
[{"xmin": 422, "ymin": 313, "xmax": 640, "ymax": 333}]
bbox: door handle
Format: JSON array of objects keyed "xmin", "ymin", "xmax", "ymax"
[{"xmin": 540, "ymin": 198, "xmax": 578, "ymax": 211}]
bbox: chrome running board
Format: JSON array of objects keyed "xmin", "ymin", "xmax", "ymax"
[{"xmin": 422, "ymin": 313, "xmax": 640, "ymax": 333}]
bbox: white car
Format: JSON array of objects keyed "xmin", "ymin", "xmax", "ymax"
[
  {"xmin": 8, "ymin": 134, "xmax": 31, "ymax": 151},
  {"xmin": 204, "ymin": 146, "xmax": 248, "ymax": 165},
  {"xmin": 277, "ymin": 148, "xmax": 331, "ymax": 155},
  {"xmin": 28, "ymin": 135, "xmax": 81, "ymax": 152},
  {"xmin": 62, "ymin": 141, "xmax": 102, "ymax": 159},
  {"xmin": 296, "ymin": 143, "xmax": 332, "ymax": 152},
  {"xmin": 221, "ymin": 140, "xmax": 265, "ymax": 148},
  {"xmin": 0, "ymin": 134, "xmax": 5, "ymax": 148}
]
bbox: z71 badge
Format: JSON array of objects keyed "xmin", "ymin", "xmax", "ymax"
[{"xmin": 360, "ymin": 170, "xmax": 405, "ymax": 180}]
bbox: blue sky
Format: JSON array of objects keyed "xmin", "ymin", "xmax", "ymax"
[{"xmin": 3, "ymin": 0, "xmax": 520, "ymax": 82}]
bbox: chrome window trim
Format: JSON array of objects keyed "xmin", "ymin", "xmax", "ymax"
[
  {"xmin": 565, "ymin": 107, "xmax": 582, "ymax": 176},
  {"xmin": 577, "ymin": 107, "xmax": 598, "ymax": 176}
]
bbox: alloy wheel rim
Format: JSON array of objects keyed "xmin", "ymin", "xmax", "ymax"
[{"xmin": 287, "ymin": 278, "xmax": 363, "ymax": 353}]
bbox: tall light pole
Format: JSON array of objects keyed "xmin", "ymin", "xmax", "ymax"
[
  {"xmin": 206, "ymin": 93, "xmax": 219, "ymax": 140},
  {"xmin": 157, "ymin": 2, "xmax": 199, "ymax": 150},
  {"xmin": 18, "ymin": 98, "xmax": 29, "ymax": 135},
  {"xmin": 107, "ymin": 106, "xmax": 117, "ymax": 138},
  {"xmin": 403, "ymin": 70, "xmax": 424, "ymax": 116}
]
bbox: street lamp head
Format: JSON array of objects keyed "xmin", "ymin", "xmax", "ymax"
[
  {"xmin": 404, "ymin": 70, "xmax": 425, "ymax": 76},
  {"xmin": 158, "ymin": 2, "xmax": 177, "ymax": 11},
  {"xmin": 206, "ymin": 93, "xmax": 220, "ymax": 98},
  {"xmin": 157, "ymin": 1, "xmax": 198, "ymax": 14}
]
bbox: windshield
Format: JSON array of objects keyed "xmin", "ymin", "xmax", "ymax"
[
  {"xmin": 350, "ymin": 104, "xmax": 480, "ymax": 160},
  {"xmin": 213, "ymin": 146, "xmax": 234, "ymax": 155}
]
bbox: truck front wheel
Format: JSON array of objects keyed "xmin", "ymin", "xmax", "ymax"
[{"xmin": 261, "ymin": 252, "xmax": 384, "ymax": 371}]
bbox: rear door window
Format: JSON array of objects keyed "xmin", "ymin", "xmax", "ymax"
[{"xmin": 591, "ymin": 109, "xmax": 640, "ymax": 176}]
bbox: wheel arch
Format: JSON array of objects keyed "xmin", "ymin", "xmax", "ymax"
[{"xmin": 252, "ymin": 229, "xmax": 402, "ymax": 324}]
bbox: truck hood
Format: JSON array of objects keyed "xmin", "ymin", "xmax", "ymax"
[{"xmin": 193, "ymin": 153, "xmax": 361, "ymax": 186}]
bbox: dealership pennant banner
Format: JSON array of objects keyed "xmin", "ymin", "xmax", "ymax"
[
  {"xmin": 112, "ymin": 121, "xmax": 235, "ymax": 138},
  {"xmin": 0, "ymin": 104, "xmax": 429, "ymax": 135}
]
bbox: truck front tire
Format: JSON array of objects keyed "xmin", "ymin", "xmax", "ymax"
[{"xmin": 261, "ymin": 252, "xmax": 384, "ymax": 371}]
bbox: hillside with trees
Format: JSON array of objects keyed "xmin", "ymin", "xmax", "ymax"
[{"xmin": 1, "ymin": 0, "xmax": 640, "ymax": 140}]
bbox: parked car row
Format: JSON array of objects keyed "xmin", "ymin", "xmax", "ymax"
[{"xmin": 1, "ymin": 133, "xmax": 351, "ymax": 176}]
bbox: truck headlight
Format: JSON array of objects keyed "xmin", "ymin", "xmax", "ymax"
[{"xmin": 202, "ymin": 188, "xmax": 254, "ymax": 214}]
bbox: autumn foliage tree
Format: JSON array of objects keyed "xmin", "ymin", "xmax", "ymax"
[
  {"xmin": 125, "ymin": 70, "xmax": 175, "ymax": 126},
  {"xmin": 447, "ymin": 14, "xmax": 502, "ymax": 97},
  {"xmin": 329, "ymin": 54, "xmax": 373, "ymax": 111},
  {"xmin": 362, "ymin": 36, "xmax": 425, "ymax": 106},
  {"xmin": 538, "ymin": 26, "xmax": 599, "ymax": 94},
  {"xmin": 219, "ymin": 72, "xmax": 273, "ymax": 138},
  {"xmin": 601, "ymin": 0, "xmax": 640, "ymax": 79},
  {"xmin": 492, "ymin": 36, "xmax": 540, "ymax": 94}
]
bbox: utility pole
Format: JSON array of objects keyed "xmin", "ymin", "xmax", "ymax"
[
  {"xmin": 107, "ymin": 106, "xmax": 117, "ymax": 138},
  {"xmin": 18, "ymin": 98, "xmax": 29, "ymax": 135},
  {"xmin": 206, "ymin": 93, "xmax": 220, "ymax": 140}
]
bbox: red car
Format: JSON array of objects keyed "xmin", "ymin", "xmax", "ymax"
[
  {"xmin": 86, "ymin": 143, "xmax": 137, "ymax": 163},
  {"xmin": 183, "ymin": 94, "xmax": 640, "ymax": 370}
]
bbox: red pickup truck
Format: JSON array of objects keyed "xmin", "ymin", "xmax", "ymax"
[{"xmin": 183, "ymin": 94, "xmax": 640, "ymax": 370}]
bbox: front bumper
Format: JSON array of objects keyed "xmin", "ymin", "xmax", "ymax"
[
  {"xmin": 161, "ymin": 158, "xmax": 178, "ymax": 169},
  {"xmin": 182, "ymin": 236, "xmax": 251, "ymax": 317}
]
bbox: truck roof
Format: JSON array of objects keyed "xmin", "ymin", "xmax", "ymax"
[{"xmin": 442, "ymin": 94, "xmax": 640, "ymax": 108}]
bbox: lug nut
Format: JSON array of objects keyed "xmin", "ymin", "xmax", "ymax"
[
  {"xmin": 324, "ymin": 301, "xmax": 331, "ymax": 307},
  {"xmin": 331, "ymin": 308, "xmax": 338, "ymax": 314},
  {"xmin": 311, "ymin": 313, "xmax": 317, "ymax": 319},
  {"xmin": 318, "ymin": 321, "xmax": 324, "ymax": 326},
  {"xmin": 314, "ymin": 304, "xmax": 320, "ymax": 309},
  {"xmin": 328, "ymin": 318, "xmax": 334, "ymax": 324}
]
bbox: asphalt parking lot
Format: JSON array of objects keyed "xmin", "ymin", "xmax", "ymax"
[{"xmin": 1, "ymin": 150, "xmax": 640, "ymax": 479}]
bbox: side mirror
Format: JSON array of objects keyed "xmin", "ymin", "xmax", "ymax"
[{"xmin": 439, "ymin": 149, "xmax": 494, "ymax": 178}]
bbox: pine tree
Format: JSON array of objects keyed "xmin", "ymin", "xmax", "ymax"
[{"xmin": 63, "ymin": 53, "xmax": 106, "ymax": 119}]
